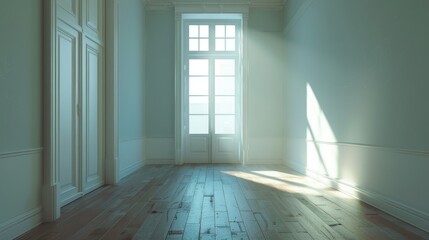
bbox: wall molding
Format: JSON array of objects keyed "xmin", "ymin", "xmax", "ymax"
[
  {"xmin": 305, "ymin": 139, "xmax": 429, "ymax": 158},
  {"xmin": 283, "ymin": 0, "xmax": 314, "ymax": 34},
  {"xmin": 119, "ymin": 160, "xmax": 145, "ymax": 180},
  {"xmin": 0, "ymin": 207, "xmax": 42, "ymax": 240},
  {"xmin": 304, "ymin": 167, "xmax": 429, "ymax": 232},
  {"xmin": 105, "ymin": 0, "xmax": 120, "ymax": 186},
  {"xmin": 119, "ymin": 137, "xmax": 146, "ymax": 144},
  {"xmin": 0, "ymin": 148, "xmax": 42, "ymax": 160},
  {"xmin": 145, "ymin": 159, "xmax": 175, "ymax": 165},
  {"xmin": 245, "ymin": 159, "xmax": 284, "ymax": 165}
]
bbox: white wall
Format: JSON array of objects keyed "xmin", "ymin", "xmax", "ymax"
[
  {"xmin": 144, "ymin": 7, "xmax": 285, "ymax": 164},
  {"xmin": 247, "ymin": 7, "xmax": 285, "ymax": 164},
  {"xmin": 283, "ymin": 0, "xmax": 429, "ymax": 231},
  {"xmin": 0, "ymin": 0, "xmax": 43, "ymax": 238},
  {"xmin": 118, "ymin": 0, "xmax": 147, "ymax": 178},
  {"xmin": 145, "ymin": 9, "xmax": 176, "ymax": 163}
]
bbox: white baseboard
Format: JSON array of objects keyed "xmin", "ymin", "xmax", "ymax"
[
  {"xmin": 286, "ymin": 160, "xmax": 306, "ymax": 174},
  {"xmin": 119, "ymin": 160, "xmax": 144, "ymax": 180},
  {"xmin": 145, "ymin": 159, "xmax": 175, "ymax": 165},
  {"xmin": 0, "ymin": 207, "xmax": 42, "ymax": 240},
  {"xmin": 302, "ymin": 167, "xmax": 429, "ymax": 233},
  {"xmin": 42, "ymin": 183, "xmax": 60, "ymax": 222},
  {"xmin": 245, "ymin": 159, "xmax": 284, "ymax": 165}
]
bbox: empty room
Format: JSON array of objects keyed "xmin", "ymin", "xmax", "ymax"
[{"xmin": 1, "ymin": 0, "xmax": 429, "ymax": 239}]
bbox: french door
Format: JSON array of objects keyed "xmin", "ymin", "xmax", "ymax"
[{"xmin": 183, "ymin": 18, "xmax": 242, "ymax": 163}]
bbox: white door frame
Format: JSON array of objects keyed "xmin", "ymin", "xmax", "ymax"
[
  {"xmin": 174, "ymin": 5, "xmax": 249, "ymax": 165},
  {"xmin": 42, "ymin": 0, "xmax": 119, "ymax": 221}
]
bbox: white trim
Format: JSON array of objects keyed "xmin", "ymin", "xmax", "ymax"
[
  {"xmin": 303, "ymin": 168, "xmax": 429, "ymax": 232},
  {"xmin": 245, "ymin": 159, "xmax": 284, "ymax": 165},
  {"xmin": 0, "ymin": 207, "xmax": 42, "ymax": 240},
  {"xmin": 241, "ymin": 12, "xmax": 249, "ymax": 165},
  {"xmin": 145, "ymin": 159, "xmax": 175, "ymax": 165},
  {"xmin": 286, "ymin": 160, "xmax": 306, "ymax": 173},
  {"xmin": 119, "ymin": 161, "xmax": 145, "ymax": 180},
  {"xmin": 182, "ymin": 13, "xmax": 243, "ymax": 20},
  {"xmin": 174, "ymin": 11, "xmax": 184, "ymax": 165},
  {"xmin": 60, "ymin": 191, "xmax": 84, "ymax": 207},
  {"xmin": 283, "ymin": 0, "xmax": 314, "ymax": 34},
  {"xmin": 0, "ymin": 148, "xmax": 43, "ymax": 159},
  {"xmin": 306, "ymin": 139, "xmax": 429, "ymax": 157},
  {"xmin": 43, "ymin": 0, "xmax": 61, "ymax": 222},
  {"xmin": 119, "ymin": 137, "xmax": 145, "ymax": 144},
  {"xmin": 105, "ymin": 0, "xmax": 119, "ymax": 185},
  {"xmin": 174, "ymin": 4, "xmax": 250, "ymax": 15}
]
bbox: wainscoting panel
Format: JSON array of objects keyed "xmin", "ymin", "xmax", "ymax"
[{"xmin": 0, "ymin": 149, "xmax": 43, "ymax": 239}]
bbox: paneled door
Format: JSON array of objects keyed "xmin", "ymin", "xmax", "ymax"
[
  {"xmin": 56, "ymin": 0, "xmax": 105, "ymax": 206},
  {"xmin": 184, "ymin": 19, "xmax": 242, "ymax": 163},
  {"xmin": 57, "ymin": 20, "xmax": 80, "ymax": 206},
  {"xmin": 81, "ymin": 0, "xmax": 105, "ymax": 194}
]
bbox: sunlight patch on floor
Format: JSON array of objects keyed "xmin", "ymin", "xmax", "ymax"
[
  {"xmin": 222, "ymin": 171, "xmax": 320, "ymax": 195},
  {"xmin": 251, "ymin": 170, "xmax": 325, "ymax": 189}
]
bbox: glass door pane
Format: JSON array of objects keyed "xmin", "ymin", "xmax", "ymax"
[
  {"xmin": 214, "ymin": 59, "xmax": 236, "ymax": 135},
  {"xmin": 189, "ymin": 59, "xmax": 209, "ymax": 134}
]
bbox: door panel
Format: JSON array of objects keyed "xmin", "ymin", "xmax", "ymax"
[
  {"xmin": 212, "ymin": 136, "xmax": 239, "ymax": 163},
  {"xmin": 57, "ymin": 22, "xmax": 80, "ymax": 206},
  {"xmin": 83, "ymin": 0, "xmax": 104, "ymax": 40},
  {"xmin": 187, "ymin": 136, "xmax": 210, "ymax": 163},
  {"xmin": 83, "ymin": 38, "xmax": 104, "ymax": 193},
  {"xmin": 57, "ymin": 0, "xmax": 80, "ymax": 27}
]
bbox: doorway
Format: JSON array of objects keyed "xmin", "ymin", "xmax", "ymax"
[{"xmin": 182, "ymin": 15, "xmax": 243, "ymax": 163}]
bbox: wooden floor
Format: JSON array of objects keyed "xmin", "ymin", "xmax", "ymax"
[{"xmin": 18, "ymin": 164, "xmax": 429, "ymax": 240}]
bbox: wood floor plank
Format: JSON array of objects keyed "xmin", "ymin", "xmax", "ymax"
[
  {"xmin": 214, "ymin": 180, "xmax": 227, "ymax": 213},
  {"xmin": 240, "ymin": 211, "xmax": 265, "ymax": 240},
  {"xmin": 223, "ymin": 184, "xmax": 242, "ymax": 222},
  {"xmin": 187, "ymin": 183, "xmax": 205, "ymax": 224},
  {"xmin": 230, "ymin": 181, "xmax": 251, "ymax": 211},
  {"xmin": 150, "ymin": 183, "xmax": 188, "ymax": 240},
  {"xmin": 216, "ymin": 226, "xmax": 233, "ymax": 240},
  {"xmin": 200, "ymin": 196, "xmax": 216, "ymax": 236},
  {"xmin": 183, "ymin": 223, "xmax": 200, "ymax": 240}
]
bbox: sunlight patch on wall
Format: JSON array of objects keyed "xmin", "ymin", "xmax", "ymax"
[{"xmin": 306, "ymin": 83, "xmax": 339, "ymax": 179}]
